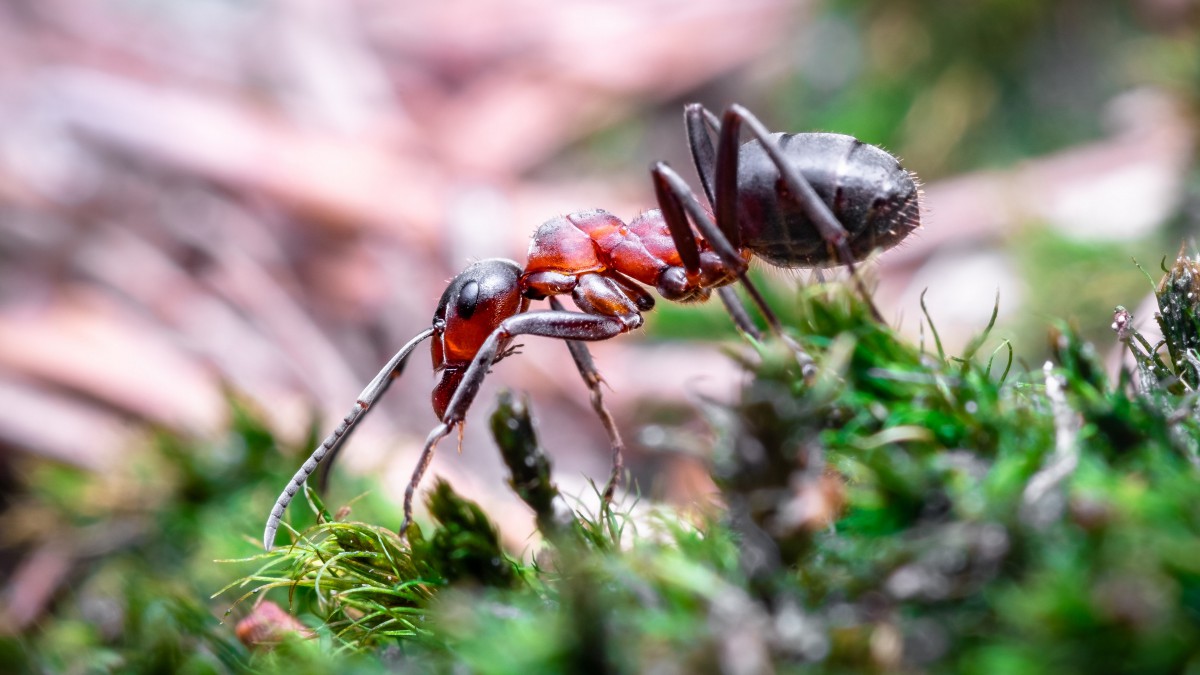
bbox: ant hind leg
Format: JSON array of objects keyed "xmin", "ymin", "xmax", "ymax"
[
  {"xmin": 716, "ymin": 287, "xmax": 762, "ymax": 341},
  {"xmin": 683, "ymin": 103, "xmax": 722, "ymax": 207},
  {"xmin": 651, "ymin": 162, "xmax": 800, "ymax": 350},
  {"xmin": 652, "ymin": 162, "xmax": 814, "ymax": 369}
]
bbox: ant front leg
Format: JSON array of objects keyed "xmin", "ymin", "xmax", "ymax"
[
  {"xmin": 399, "ymin": 310, "xmax": 633, "ymax": 538},
  {"xmin": 714, "ymin": 105, "xmax": 883, "ymax": 322}
]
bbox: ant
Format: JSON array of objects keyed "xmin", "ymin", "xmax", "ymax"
[{"xmin": 263, "ymin": 103, "xmax": 921, "ymax": 550}]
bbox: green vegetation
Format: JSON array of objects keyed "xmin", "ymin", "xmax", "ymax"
[{"xmin": 11, "ymin": 250, "xmax": 1200, "ymax": 673}]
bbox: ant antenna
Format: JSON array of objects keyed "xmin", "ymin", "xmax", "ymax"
[{"xmin": 263, "ymin": 326, "xmax": 436, "ymax": 550}]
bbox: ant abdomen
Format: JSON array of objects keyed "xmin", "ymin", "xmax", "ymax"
[{"xmin": 736, "ymin": 132, "xmax": 920, "ymax": 268}]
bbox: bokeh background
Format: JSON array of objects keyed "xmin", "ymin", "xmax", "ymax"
[{"xmin": 0, "ymin": 0, "xmax": 1197, "ymax": 660}]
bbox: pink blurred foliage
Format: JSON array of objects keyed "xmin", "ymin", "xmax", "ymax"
[
  {"xmin": 0, "ymin": 0, "xmax": 1194, "ymax": 555},
  {"xmin": 0, "ymin": 0, "xmax": 800, "ymax": 524}
]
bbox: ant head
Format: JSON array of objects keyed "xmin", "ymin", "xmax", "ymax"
[{"xmin": 431, "ymin": 258, "xmax": 528, "ymax": 417}]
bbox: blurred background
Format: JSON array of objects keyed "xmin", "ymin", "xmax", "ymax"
[{"xmin": 0, "ymin": 0, "xmax": 1197, "ymax": 660}]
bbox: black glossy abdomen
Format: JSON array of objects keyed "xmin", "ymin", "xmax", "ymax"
[{"xmin": 735, "ymin": 132, "xmax": 920, "ymax": 268}]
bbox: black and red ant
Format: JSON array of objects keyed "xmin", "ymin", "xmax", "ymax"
[{"xmin": 263, "ymin": 103, "xmax": 921, "ymax": 550}]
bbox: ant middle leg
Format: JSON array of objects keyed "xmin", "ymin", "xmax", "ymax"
[
  {"xmin": 399, "ymin": 310, "xmax": 632, "ymax": 538},
  {"xmin": 548, "ymin": 297, "xmax": 626, "ymax": 507},
  {"xmin": 713, "ymin": 104, "xmax": 884, "ymax": 322}
]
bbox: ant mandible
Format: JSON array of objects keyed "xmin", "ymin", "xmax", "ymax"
[{"xmin": 263, "ymin": 103, "xmax": 921, "ymax": 550}]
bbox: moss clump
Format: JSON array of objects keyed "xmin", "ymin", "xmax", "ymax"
[
  {"xmin": 223, "ymin": 249, "xmax": 1200, "ymax": 673},
  {"xmin": 9, "ymin": 250, "xmax": 1200, "ymax": 674}
]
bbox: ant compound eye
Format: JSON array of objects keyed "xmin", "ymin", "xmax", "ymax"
[{"xmin": 456, "ymin": 280, "xmax": 480, "ymax": 319}]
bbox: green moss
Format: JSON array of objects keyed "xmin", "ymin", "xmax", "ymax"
[
  {"xmin": 8, "ymin": 249, "xmax": 1200, "ymax": 673},
  {"xmin": 208, "ymin": 249, "xmax": 1200, "ymax": 673}
]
